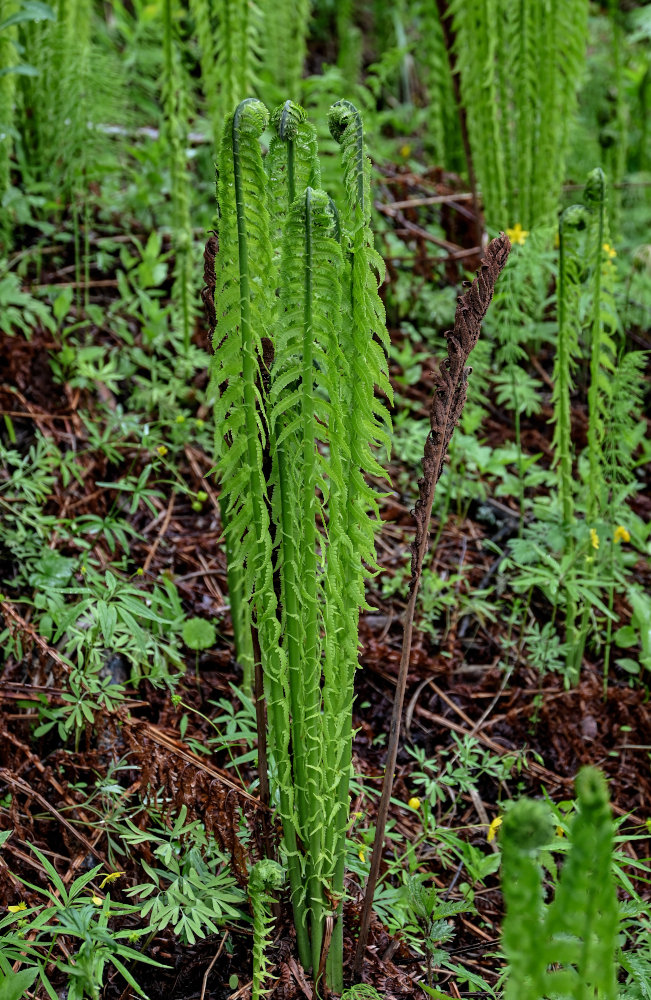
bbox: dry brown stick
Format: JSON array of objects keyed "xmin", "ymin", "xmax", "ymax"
[
  {"xmin": 199, "ymin": 931, "xmax": 229, "ymax": 1000},
  {"xmin": 378, "ymin": 192, "xmax": 474, "ymax": 211},
  {"xmin": 353, "ymin": 234, "xmax": 510, "ymax": 978},
  {"xmin": 142, "ymin": 493, "xmax": 175, "ymax": 573},
  {"xmin": 1, "ymin": 601, "xmax": 72, "ymax": 675}
]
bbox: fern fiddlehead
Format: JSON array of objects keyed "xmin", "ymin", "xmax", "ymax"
[
  {"xmin": 249, "ymin": 859, "xmax": 286, "ymax": 1000},
  {"xmin": 324, "ymin": 99, "xmax": 392, "ymax": 992},
  {"xmin": 500, "ymin": 768, "xmax": 618, "ymax": 1000}
]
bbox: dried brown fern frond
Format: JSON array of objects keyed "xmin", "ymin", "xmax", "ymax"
[
  {"xmin": 412, "ymin": 231, "xmax": 511, "ymax": 581},
  {"xmin": 354, "ymin": 232, "xmax": 510, "ymax": 977},
  {"xmin": 201, "ymin": 231, "xmax": 218, "ymax": 341}
]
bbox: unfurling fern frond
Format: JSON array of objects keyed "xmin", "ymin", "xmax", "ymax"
[
  {"xmin": 583, "ymin": 168, "xmax": 618, "ymax": 525},
  {"xmin": 267, "ymin": 101, "xmax": 320, "ymax": 237},
  {"xmin": 214, "ymin": 0, "xmax": 261, "ymax": 124},
  {"xmin": 210, "ymin": 99, "xmax": 305, "ymax": 963},
  {"xmin": 189, "ymin": 0, "xmax": 220, "ymax": 147},
  {"xmin": 162, "ymin": 0, "xmax": 195, "ymax": 353},
  {"xmin": 321, "ymin": 99, "xmax": 393, "ymax": 992},
  {"xmin": 270, "ymin": 184, "xmax": 345, "ymax": 974},
  {"xmin": 552, "ymin": 204, "xmax": 588, "ymax": 531},
  {"xmin": 260, "ymin": 0, "xmax": 310, "ymax": 102},
  {"xmin": 441, "ymin": 0, "xmax": 588, "ymax": 229},
  {"xmin": 501, "ymin": 768, "xmax": 618, "ymax": 1000},
  {"xmin": 249, "ymin": 859, "xmax": 286, "ymax": 1000}
]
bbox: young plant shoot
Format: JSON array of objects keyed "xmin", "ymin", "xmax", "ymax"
[{"xmin": 209, "ymin": 96, "xmax": 391, "ymax": 990}]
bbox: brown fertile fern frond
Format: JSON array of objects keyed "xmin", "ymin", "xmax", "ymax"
[
  {"xmin": 354, "ymin": 232, "xmax": 510, "ymax": 978},
  {"xmin": 201, "ymin": 231, "xmax": 218, "ymax": 342},
  {"xmin": 411, "ymin": 231, "xmax": 511, "ymax": 582}
]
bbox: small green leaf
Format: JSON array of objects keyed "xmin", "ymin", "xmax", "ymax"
[
  {"xmin": 614, "ymin": 626, "xmax": 637, "ymax": 649},
  {"xmin": 0, "ymin": 968, "xmax": 39, "ymax": 1000},
  {"xmin": 52, "ymin": 286, "xmax": 74, "ymax": 323},
  {"xmin": 182, "ymin": 618, "xmax": 216, "ymax": 651}
]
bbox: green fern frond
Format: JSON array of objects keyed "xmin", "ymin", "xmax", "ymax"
[
  {"xmin": 249, "ymin": 859, "xmax": 286, "ymax": 1000},
  {"xmin": 260, "ymin": 0, "xmax": 310, "ymax": 101},
  {"xmin": 501, "ymin": 769, "xmax": 618, "ymax": 1000},
  {"xmin": 215, "ymin": 0, "xmax": 261, "ymax": 122}
]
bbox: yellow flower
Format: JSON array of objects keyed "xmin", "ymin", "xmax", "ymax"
[
  {"xmin": 408, "ymin": 797, "xmax": 421, "ymax": 810},
  {"xmin": 590, "ymin": 528, "xmax": 600, "ymax": 550},
  {"xmin": 613, "ymin": 526, "xmax": 630, "ymax": 544},
  {"xmin": 399, "ymin": 144, "xmax": 412, "ymax": 159},
  {"xmin": 556, "ymin": 826, "xmax": 565, "ymax": 838},
  {"xmin": 89, "ymin": 895, "xmax": 103, "ymax": 905},
  {"xmin": 506, "ymin": 223, "xmax": 529, "ymax": 246},
  {"xmin": 358, "ymin": 848, "xmax": 366, "ymax": 863},
  {"xmin": 99, "ymin": 871, "xmax": 125, "ymax": 889},
  {"xmin": 7, "ymin": 902, "xmax": 27, "ymax": 912},
  {"xmin": 156, "ymin": 445, "xmax": 168, "ymax": 457},
  {"xmin": 603, "ymin": 242, "xmax": 617, "ymax": 259},
  {"xmin": 487, "ymin": 816, "xmax": 502, "ymax": 843}
]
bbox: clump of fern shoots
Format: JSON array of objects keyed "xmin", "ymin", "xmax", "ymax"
[
  {"xmin": 437, "ymin": 0, "xmax": 589, "ymax": 229},
  {"xmin": 162, "ymin": 0, "xmax": 195, "ymax": 353},
  {"xmin": 550, "ymin": 168, "xmax": 645, "ymax": 683},
  {"xmin": 209, "ymin": 96, "xmax": 391, "ymax": 991},
  {"xmin": 500, "ymin": 767, "xmax": 618, "ymax": 1000}
]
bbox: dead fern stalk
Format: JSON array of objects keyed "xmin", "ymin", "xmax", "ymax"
[{"xmin": 353, "ymin": 233, "xmax": 510, "ymax": 976}]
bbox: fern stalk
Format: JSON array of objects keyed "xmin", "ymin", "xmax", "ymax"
[{"xmin": 353, "ymin": 234, "xmax": 510, "ymax": 979}]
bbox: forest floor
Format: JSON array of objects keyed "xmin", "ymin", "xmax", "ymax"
[{"xmin": 1, "ymin": 167, "xmax": 650, "ymax": 999}]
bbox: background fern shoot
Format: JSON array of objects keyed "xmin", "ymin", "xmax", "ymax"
[{"xmin": 501, "ymin": 767, "xmax": 618, "ymax": 1000}]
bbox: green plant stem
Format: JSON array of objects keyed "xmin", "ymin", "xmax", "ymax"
[
  {"xmin": 299, "ymin": 187, "xmax": 324, "ymax": 975},
  {"xmin": 557, "ymin": 218, "xmax": 578, "ymax": 676}
]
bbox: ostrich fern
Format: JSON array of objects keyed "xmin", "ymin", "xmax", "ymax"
[
  {"xmin": 248, "ymin": 859, "xmax": 286, "ymax": 999},
  {"xmin": 437, "ymin": 0, "xmax": 588, "ymax": 229},
  {"xmin": 209, "ymin": 97, "xmax": 390, "ymax": 990},
  {"xmin": 162, "ymin": 0, "xmax": 195, "ymax": 352},
  {"xmin": 500, "ymin": 768, "xmax": 618, "ymax": 1000}
]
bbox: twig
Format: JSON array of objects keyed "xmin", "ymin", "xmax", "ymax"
[
  {"xmin": 0, "ymin": 769, "xmax": 108, "ymax": 867},
  {"xmin": 353, "ymin": 234, "xmax": 510, "ymax": 979},
  {"xmin": 378, "ymin": 192, "xmax": 473, "ymax": 211},
  {"xmin": 0, "ymin": 601, "xmax": 72, "ymax": 675},
  {"xmin": 200, "ymin": 931, "xmax": 229, "ymax": 1000},
  {"xmin": 142, "ymin": 493, "xmax": 175, "ymax": 573}
]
